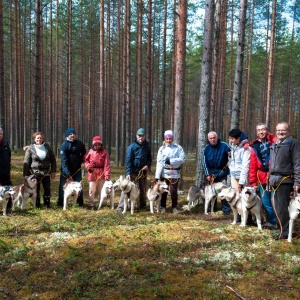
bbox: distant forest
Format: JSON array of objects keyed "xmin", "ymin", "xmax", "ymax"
[{"xmin": 0, "ymin": 0, "xmax": 299, "ymax": 166}]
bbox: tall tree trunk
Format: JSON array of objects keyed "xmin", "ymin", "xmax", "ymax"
[
  {"xmin": 266, "ymin": 0, "xmax": 277, "ymax": 126},
  {"xmin": 196, "ymin": 0, "xmax": 215, "ymax": 186},
  {"xmin": 99, "ymin": 0, "xmax": 105, "ymax": 137},
  {"xmin": 174, "ymin": 0, "xmax": 187, "ymax": 145},
  {"xmin": 230, "ymin": 0, "xmax": 247, "ymax": 129},
  {"xmin": 0, "ymin": 0, "xmax": 4, "ymax": 127}
]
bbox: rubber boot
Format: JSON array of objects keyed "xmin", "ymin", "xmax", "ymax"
[
  {"xmin": 36, "ymin": 196, "xmax": 41, "ymax": 208},
  {"xmin": 44, "ymin": 196, "xmax": 51, "ymax": 208}
]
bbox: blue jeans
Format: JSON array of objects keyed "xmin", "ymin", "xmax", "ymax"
[
  {"xmin": 57, "ymin": 171, "xmax": 83, "ymax": 207},
  {"xmin": 259, "ymin": 185, "xmax": 277, "ymax": 225}
]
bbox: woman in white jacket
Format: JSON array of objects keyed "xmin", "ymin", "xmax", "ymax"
[
  {"xmin": 228, "ymin": 128, "xmax": 251, "ymax": 193},
  {"xmin": 155, "ymin": 130, "xmax": 186, "ymax": 214}
]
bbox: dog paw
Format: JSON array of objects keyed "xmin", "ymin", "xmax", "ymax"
[{"xmin": 231, "ymin": 222, "xmax": 236, "ymax": 225}]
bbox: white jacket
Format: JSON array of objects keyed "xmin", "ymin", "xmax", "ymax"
[
  {"xmin": 155, "ymin": 142, "xmax": 186, "ymax": 179},
  {"xmin": 229, "ymin": 141, "xmax": 251, "ymax": 185}
]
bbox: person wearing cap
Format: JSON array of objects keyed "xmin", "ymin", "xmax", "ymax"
[
  {"xmin": 84, "ymin": 136, "xmax": 111, "ymax": 209},
  {"xmin": 228, "ymin": 128, "xmax": 251, "ymax": 193},
  {"xmin": 57, "ymin": 128, "xmax": 86, "ymax": 207},
  {"xmin": 155, "ymin": 130, "xmax": 186, "ymax": 214},
  {"xmin": 116, "ymin": 128, "xmax": 152, "ymax": 211},
  {"xmin": 202, "ymin": 131, "xmax": 231, "ymax": 215}
]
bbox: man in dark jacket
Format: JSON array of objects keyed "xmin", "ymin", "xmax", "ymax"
[
  {"xmin": 269, "ymin": 122, "xmax": 300, "ymax": 240},
  {"xmin": 202, "ymin": 131, "xmax": 231, "ymax": 215},
  {"xmin": 117, "ymin": 128, "xmax": 152, "ymax": 211},
  {"xmin": 0, "ymin": 128, "xmax": 11, "ymax": 186},
  {"xmin": 249, "ymin": 123, "xmax": 277, "ymax": 228},
  {"xmin": 57, "ymin": 128, "xmax": 86, "ymax": 207}
]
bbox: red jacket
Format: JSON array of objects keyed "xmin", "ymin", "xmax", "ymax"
[
  {"xmin": 84, "ymin": 148, "xmax": 111, "ymax": 181},
  {"xmin": 249, "ymin": 133, "xmax": 276, "ymax": 186}
]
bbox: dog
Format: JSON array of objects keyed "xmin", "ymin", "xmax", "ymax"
[
  {"xmin": 0, "ymin": 186, "xmax": 15, "ymax": 215},
  {"xmin": 63, "ymin": 181, "xmax": 83, "ymax": 210},
  {"xmin": 288, "ymin": 193, "xmax": 300, "ymax": 242},
  {"xmin": 241, "ymin": 187, "xmax": 262, "ymax": 230},
  {"xmin": 147, "ymin": 180, "xmax": 169, "ymax": 213},
  {"xmin": 113, "ymin": 175, "xmax": 124, "ymax": 190},
  {"xmin": 119, "ymin": 176, "xmax": 140, "ymax": 215},
  {"xmin": 187, "ymin": 185, "xmax": 205, "ymax": 210},
  {"xmin": 98, "ymin": 180, "xmax": 115, "ymax": 210},
  {"xmin": 13, "ymin": 175, "xmax": 38, "ymax": 210},
  {"xmin": 204, "ymin": 181, "xmax": 227, "ymax": 214},
  {"xmin": 218, "ymin": 187, "xmax": 244, "ymax": 225}
]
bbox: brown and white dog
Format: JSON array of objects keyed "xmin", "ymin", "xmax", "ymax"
[
  {"xmin": 119, "ymin": 176, "xmax": 140, "ymax": 215},
  {"xmin": 63, "ymin": 181, "xmax": 83, "ymax": 210},
  {"xmin": 204, "ymin": 181, "xmax": 227, "ymax": 214},
  {"xmin": 0, "ymin": 186, "xmax": 15, "ymax": 215},
  {"xmin": 147, "ymin": 180, "xmax": 169, "ymax": 213},
  {"xmin": 13, "ymin": 175, "xmax": 38, "ymax": 210},
  {"xmin": 98, "ymin": 180, "xmax": 115, "ymax": 210},
  {"xmin": 288, "ymin": 193, "xmax": 300, "ymax": 242}
]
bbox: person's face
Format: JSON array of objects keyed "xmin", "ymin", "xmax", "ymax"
[
  {"xmin": 68, "ymin": 132, "xmax": 76, "ymax": 141},
  {"xmin": 229, "ymin": 136, "xmax": 240, "ymax": 146},
  {"xmin": 0, "ymin": 131, "xmax": 3, "ymax": 141},
  {"xmin": 208, "ymin": 133, "xmax": 217, "ymax": 145},
  {"xmin": 136, "ymin": 134, "xmax": 145, "ymax": 144},
  {"xmin": 256, "ymin": 125, "xmax": 268, "ymax": 140},
  {"xmin": 34, "ymin": 134, "xmax": 44, "ymax": 145},
  {"xmin": 276, "ymin": 124, "xmax": 290, "ymax": 142},
  {"xmin": 93, "ymin": 142, "xmax": 102, "ymax": 150},
  {"xmin": 164, "ymin": 137, "xmax": 173, "ymax": 145}
]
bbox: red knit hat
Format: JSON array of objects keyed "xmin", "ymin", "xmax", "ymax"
[{"xmin": 92, "ymin": 136, "xmax": 102, "ymax": 144}]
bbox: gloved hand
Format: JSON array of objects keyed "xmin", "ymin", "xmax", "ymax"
[{"xmin": 165, "ymin": 157, "xmax": 170, "ymax": 165}]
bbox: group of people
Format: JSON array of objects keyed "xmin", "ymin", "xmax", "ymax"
[
  {"xmin": 203, "ymin": 122, "xmax": 300, "ymax": 240},
  {"xmin": 1, "ymin": 122, "xmax": 300, "ymax": 239}
]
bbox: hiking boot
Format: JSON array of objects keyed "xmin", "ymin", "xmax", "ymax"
[{"xmin": 160, "ymin": 207, "xmax": 166, "ymax": 214}]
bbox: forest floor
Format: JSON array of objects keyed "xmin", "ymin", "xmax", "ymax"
[{"xmin": 0, "ymin": 151, "xmax": 300, "ymax": 299}]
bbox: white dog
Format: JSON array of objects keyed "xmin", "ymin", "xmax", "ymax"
[
  {"xmin": 63, "ymin": 181, "xmax": 82, "ymax": 210},
  {"xmin": 288, "ymin": 193, "xmax": 300, "ymax": 242},
  {"xmin": 218, "ymin": 187, "xmax": 244, "ymax": 225},
  {"xmin": 187, "ymin": 185, "xmax": 205, "ymax": 210},
  {"xmin": 204, "ymin": 181, "xmax": 227, "ymax": 214},
  {"xmin": 113, "ymin": 175, "xmax": 124, "ymax": 190},
  {"xmin": 241, "ymin": 186, "xmax": 262, "ymax": 229},
  {"xmin": 13, "ymin": 175, "xmax": 38, "ymax": 210},
  {"xmin": 98, "ymin": 180, "xmax": 115, "ymax": 210},
  {"xmin": 0, "ymin": 186, "xmax": 15, "ymax": 215},
  {"xmin": 147, "ymin": 180, "xmax": 169, "ymax": 213},
  {"xmin": 119, "ymin": 176, "xmax": 140, "ymax": 215}
]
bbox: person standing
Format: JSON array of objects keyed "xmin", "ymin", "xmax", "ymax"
[
  {"xmin": 155, "ymin": 130, "xmax": 186, "ymax": 214},
  {"xmin": 228, "ymin": 128, "xmax": 251, "ymax": 193},
  {"xmin": 202, "ymin": 131, "xmax": 231, "ymax": 215},
  {"xmin": 269, "ymin": 122, "xmax": 300, "ymax": 240},
  {"xmin": 57, "ymin": 128, "xmax": 86, "ymax": 207},
  {"xmin": 117, "ymin": 128, "xmax": 152, "ymax": 212},
  {"xmin": 0, "ymin": 127, "xmax": 11, "ymax": 186},
  {"xmin": 84, "ymin": 136, "xmax": 111, "ymax": 209},
  {"xmin": 23, "ymin": 132, "xmax": 56, "ymax": 208},
  {"xmin": 249, "ymin": 123, "xmax": 277, "ymax": 228}
]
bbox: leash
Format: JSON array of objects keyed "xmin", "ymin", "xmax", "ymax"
[
  {"xmin": 166, "ymin": 166, "xmax": 179, "ymax": 185},
  {"xmin": 211, "ymin": 163, "xmax": 228, "ymax": 183},
  {"xmin": 92, "ymin": 169, "xmax": 105, "ymax": 182},
  {"xmin": 135, "ymin": 169, "xmax": 147, "ymax": 181},
  {"xmin": 60, "ymin": 168, "xmax": 82, "ymax": 179},
  {"xmin": 30, "ymin": 169, "xmax": 51, "ymax": 184}
]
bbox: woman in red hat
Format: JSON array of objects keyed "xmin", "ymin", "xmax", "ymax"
[{"xmin": 84, "ymin": 136, "xmax": 111, "ymax": 209}]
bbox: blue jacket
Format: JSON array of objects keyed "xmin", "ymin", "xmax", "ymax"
[
  {"xmin": 202, "ymin": 138, "xmax": 230, "ymax": 178},
  {"xmin": 0, "ymin": 139, "xmax": 11, "ymax": 179},
  {"xmin": 126, "ymin": 139, "xmax": 152, "ymax": 176},
  {"xmin": 60, "ymin": 138, "xmax": 86, "ymax": 177}
]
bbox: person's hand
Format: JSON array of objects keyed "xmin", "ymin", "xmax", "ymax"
[
  {"xmin": 206, "ymin": 175, "xmax": 211, "ymax": 182},
  {"xmin": 141, "ymin": 165, "xmax": 149, "ymax": 171},
  {"xmin": 51, "ymin": 172, "xmax": 56, "ymax": 179},
  {"xmin": 238, "ymin": 184, "xmax": 243, "ymax": 193},
  {"xmin": 165, "ymin": 157, "xmax": 170, "ymax": 165},
  {"xmin": 294, "ymin": 185, "xmax": 300, "ymax": 193}
]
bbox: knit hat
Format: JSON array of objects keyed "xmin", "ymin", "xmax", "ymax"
[
  {"xmin": 66, "ymin": 128, "xmax": 76, "ymax": 137},
  {"xmin": 164, "ymin": 130, "xmax": 174, "ymax": 139},
  {"xmin": 136, "ymin": 128, "xmax": 146, "ymax": 135},
  {"xmin": 92, "ymin": 136, "xmax": 102, "ymax": 144}
]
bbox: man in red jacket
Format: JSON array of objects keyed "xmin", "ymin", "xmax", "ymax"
[{"xmin": 249, "ymin": 123, "xmax": 277, "ymax": 228}]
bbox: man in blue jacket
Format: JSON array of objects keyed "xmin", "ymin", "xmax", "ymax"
[
  {"xmin": 57, "ymin": 128, "xmax": 86, "ymax": 207},
  {"xmin": 202, "ymin": 131, "xmax": 231, "ymax": 215},
  {"xmin": 117, "ymin": 128, "xmax": 152, "ymax": 211}
]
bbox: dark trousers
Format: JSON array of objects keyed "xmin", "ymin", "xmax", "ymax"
[
  {"xmin": 131, "ymin": 174, "xmax": 147, "ymax": 208},
  {"xmin": 272, "ymin": 183, "xmax": 293, "ymax": 238},
  {"xmin": 161, "ymin": 179, "xmax": 178, "ymax": 209},
  {"xmin": 36, "ymin": 175, "xmax": 51, "ymax": 207},
  {"xmin": 214, "ymin": 176, "xmax": 231, "ymax": 215},
  {"xmin": 57, "ymin": 171, "xmax": 83, "ymax": 207}
]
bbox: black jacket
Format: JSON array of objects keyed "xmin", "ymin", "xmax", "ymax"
[{"xmin": 0, "ymin": 139, "xmax": 11, "ymax": 179}]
